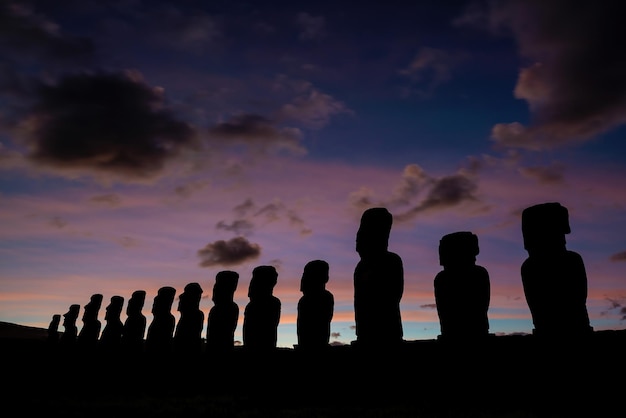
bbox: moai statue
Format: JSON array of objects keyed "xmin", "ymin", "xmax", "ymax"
[
  {"xmin": 47, "ymin": 314, "xmax": 61, "ymax": 346},
  {"xmin": 121, "ymin": 290, "xmax": 147, "ymax": 354},
  {"xmin": 173, "ymin": 282, "xmax": 205, "ymax": 356},
  {"xmin": 77, "ymin": 293, "xmax": 104, "ymax": 350},
  {"xmin": 434, "ymin": 231, "xmax": 491, "ymax": 340},
  {"xmin": 521, "ymin": 202, "xmax": 593, "ymax": 338},
  {"xmin": 353, "ymin": 207, "xmax": 404, "ymax": 348},
  {"xmin": 100, "ymin": 295, "xmax": 125, "ymax": 352},
  {"xmin": 145, "ymin": 286, "xmax": 177, "ymax": 355},
  {"xmin": 296, "ymin": 260, "xmax": 334, "ymax": 351},
  {"xmin": 206, "ymin": 271, "xmax": 240, "ymax": 354},
  {"xmin": 60, "ymin": 304, "xmax": 80, "ymax": 348},
  {"xmin": 242, "ymin": 265, "xmax": 281, "ymax": 352}
]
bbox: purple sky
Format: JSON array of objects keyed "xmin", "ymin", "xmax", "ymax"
[{"xmin": 1, "ymin": 0, "xmax": 625, "ymax": 347}]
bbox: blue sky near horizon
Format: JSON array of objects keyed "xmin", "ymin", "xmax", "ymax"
[{"xmin": 1, "ymin": 0, "xmax": 626, "ymax": 348}]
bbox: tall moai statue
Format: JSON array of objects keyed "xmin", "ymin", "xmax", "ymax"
[
  {"xmin": 77, "ymin": 293, "xmax": 103, "ymax": 350},
  {"xmin": 173, "ymin": 282, "xmax": 205, "ymax": 356},
  {"xmin": 121, "ymin": 290, "xmax": 147, "ymax": 354},
  {"xmin": 47, "ymin": 314, "xmax": 61, "ymax": 346},
  {"xmin": 521, "ymin": 202, "xmax": 593, "ymax": 338},
  {"xmin": 145, "ymin": 286, "xmax": 177, "ymax": 355},
  {"xmin": 99, "ymin": 295, "xmax": 125, "ymax": 352},
  {"xmin": 242, "ymin": 265, "xmax": 281, "ymax": 351},
  {"xmin": 434, "ymin": 231, "xmax": 491, "ymax": 340},
  {"xmin": 353, "ymin": 207, "xmax": 404, "ymax": 348},
  {"xmin": 60, "ymin": 304, "xmax": 80, "ymax": 348},
  {"xmin": 206, "ymin": 270, "xmax": 240, "ymax": 354},
  {"xmin": 296, "ymin": 260, "xmax": 334, "ymax": 351}
]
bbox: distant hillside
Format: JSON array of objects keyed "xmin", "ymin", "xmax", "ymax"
[{"xmin": 0, "ymin": 321, "xmax": 48, "ymax": 340}]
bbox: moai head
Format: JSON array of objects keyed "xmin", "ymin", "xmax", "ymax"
[
  {"xmin": 152, "ymin": 286, "xmax": 176, "ymax": 316},
  {"xmin": 127, "ymin": 290, "xmax": 146, "ymax": 316},
  {"xmin": 105, "ymin": 295, "xmax": 125, "ymax": 321},
  {"xmin": 63, "ymin": 304, "xmax": 80, "ymax": 327},
  {"xmin": 49, "ymin": 314, "xmax": 61, "ymax": 330},
  {"xmin": 522, "ymin": 202, "xmax": 570, "ymax": 256},
  {"xmin": 438, "ymin": 231, "xmax": 479, "ymax": 269},
  {"xmin": 83, "ymin": 294, "xmax": 103, "ymax": 322},
  {"xmin": 356, "ymin": 207, "xmax": 393, "ymax": 257},
  {"xmin": 178, "ymin": 282, "xmax": 203, "ymax": 313},
  {"xmin": 300, "ymin": 260, "xmax": 329, "ymax": 295},
  {"xmin": 248, "ymin": 265, "xmax": 278, "ymax": 299},
  {"xmin": 213, "ymin": 270, "xmax": 239, "ymax": 305}
]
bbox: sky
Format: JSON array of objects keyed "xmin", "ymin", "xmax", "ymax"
[{"xmin": 1, "ymin": 0, "xmax": 625, "ymax": 348}]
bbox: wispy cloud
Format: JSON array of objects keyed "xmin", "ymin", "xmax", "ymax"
[{"xmin": 610, "ymin": 251, "xmax": 626, "ymax": 263}]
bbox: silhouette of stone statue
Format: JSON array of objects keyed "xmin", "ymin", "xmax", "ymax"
[
  {"xmin": 60, "ymin": 304, "xmax": 80, "ymax": 348},
  {"xmin": 434, "ymin": 231, "xmax": 490, "ymax": 340},
  {"xmin": 47, "ymin": 314, "xmax": 61, "ymax": 344},
  {"xmin": 296, "ymin": 260, "xmax": 334, "ymax": 350},
  {"xmin": 173, "ymin": 282, "xmax": 205, "ymax": 355},
  {"xmin": 206, "ymin": 270, "xmax": 240, "ymax": 354},
  {"xmin": 521, "ymin": 202, "xmax": 593, "ymax": 338},
  {"xmin": 121, "ymin": 290, "xmax": 147, "ymax": 354},
  {"xmin": 77, "ymin": 293, "xmax": 103, "ymax": 350},
  {"xmin": 353, "ymin": 207, "xmax": 404, "ymax": 347},
  {"xmin": 145, "ymin": 286, "xmax": 177, "ymax": 355},
  {"xmin": 100, "ymin": 295, "xmax": 125, "ymax": 352},
  {"xmin": 243, "ymin": 265, "xmax": 281, "ymax": 351}
]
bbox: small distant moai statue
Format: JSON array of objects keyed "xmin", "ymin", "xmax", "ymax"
[
  {"xmin": 206, "ymin": 270, "xmax": 240, "ymax": 354},
  {"xmin": 521, "ymin": 202, "xmax": 593, "ymax": 338},
  {"xmin": 353, "ymin": 207, "xmax": 404, "ymax": 348},
  {"xmin": 121, "ymin": 290, "xmax": 147, "ymax": 354},
  {"xmin": 145, "ymin": 286, "xmax": 177, "ymax": 355},
  {"xmin": 296, "ymin": 260, "xmax": 334, "ymax": 351},
  {"xmin": 77, "ymin": 293, "xmax": 104, "ymax": 350},
  {"xmin": 60, "ymin": 304, "xmax": 80, "ymax": 348},
  {"xmin": 434, "ymin": 231, "xmax": 491, "ymax": 340},
  {"xmin": 242, "ymin": 265, "xmax": 281, "ymax": 352},
  {"xmin": 47, "ymin": 314, "xmax": 61, "ymax": 346},
  {"xmin": 173, "ymin": 282, "xmax": 205, "ymax": 356},
  {"xmin": 100, "ymin": 295, "xmax": 125, "ymax": 352}
]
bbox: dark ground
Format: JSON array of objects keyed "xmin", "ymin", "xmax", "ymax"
[{"xmin": 2, "ymin": 327, "xmax": 625, "ymax": 417}]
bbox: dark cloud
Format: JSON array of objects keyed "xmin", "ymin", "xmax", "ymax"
[
  {"xmin": 399, "ymin": 174, "xmax": 479, "ymax": 216},
  {"xmin": 349, "ymin": 163, "xmax": 483, "ymax": 223},
  {"xmin": 286, "ymin": 209, "xmax": 312, "ymax": 236},
  {"xmin": 601, "ymin": 297, "xmax": 626, "ymax": 321},
  {"xmin": 234, "ymin": 198, "xmax": 255, "ymax": 217},
  {"xmin": 296, "ymin": 12, "xmax": 326, "ymax": 41},
  {"xmin": 197, "ymin": 236, "xmax": 261, "ymax": 267},
  {"xmin": 217, "ymin": 198, "xmax": 312, "ymax": 237},
  {"xmin": 519, "ymin": 163, "xmax": 564, "ymax": 184},
  {"xmin": 48, "ymin": 216, "xmax": 67, "ymax": 229},
  {"xmin": 462, "ymin": 0, "xmax": 626, "ymax": 149},
  {"xmin": 208, "ymin": 113, "xmax": 305, "ymax": 155},
  {"xmin": 116, "ymin": 236, "xmax": 139, "ymax": 248},
  {"xmin": 609, "ymin": 251, "xmax": 626, "ymax": 262},
  {"xmin": 22, "ymin": 71, "xmax": 197, "ymax": 180},
  {"xmin": 216, "ymin": 219, "xmax": 255, "ymax": 236},
  {"xmin": 173, "ymin": 180, "xmax": 209, "ymax": 199},
  {"xmin": 88, "ymin": 193, "xmax": 121, "ymax": 207},
  {"xmin": 398, "ymin": 47, "xmax": 467, "ymax": 97},
  {"xmin": 277, "ymin": 88, "xmax": 350, "ymax": 129},
  {"xmin": 420, "ymin": 303, "xmax": 437, "ymax": 310},
  {"xmin": 0, "ymin": 2, "xmax": 93, "ymax": 61}
]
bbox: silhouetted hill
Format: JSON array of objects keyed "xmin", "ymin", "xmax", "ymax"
[{"xmin": 0, "ymin": 321, "xmax": 48, "ymax": 340}]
